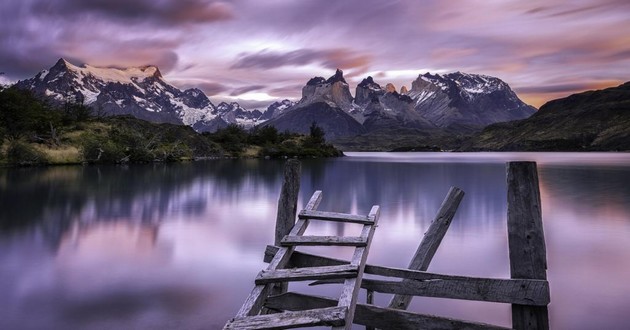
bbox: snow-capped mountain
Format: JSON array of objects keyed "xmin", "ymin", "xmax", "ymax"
[
  {"xmin": 259, "ymin": 99, "xmax": 296, "ymax": 120},
  {"xmin": 408, "ymin": 72, "xmax": 536, "ymax": 128},
  {"xmin": 215, "ymin": 101, "xmax": 264, "ymax": 128},
  {"xmin": 15, "ymin": 58, "xmax": 266, "ymax": 132},
  {"xmin": 264, "ymin": 69, "xmax": 536, "ymax": 138}
]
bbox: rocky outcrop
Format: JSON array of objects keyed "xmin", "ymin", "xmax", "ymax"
[
  {"xmin": 355, "ymin": 76, "xmax": 384, "ymax": 106},
  {"xmin": 300, "ymin": 69, "xmax": 354, "ymax": 110},
  {"xmin": 385, "ymin": 83, "xmax": 397, "ymax": 93}
]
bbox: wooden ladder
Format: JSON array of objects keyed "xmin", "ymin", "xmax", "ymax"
[{"xmin": 224, "ymin": 190, "xmax": 380, "ymax": 330}]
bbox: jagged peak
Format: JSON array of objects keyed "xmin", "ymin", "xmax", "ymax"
[
  {"xmin": 326, "ymin": 69, "xmax": 346, "ymax": 84},
  {"xmin": 385, "ymin": 83, "xmax": 397, "ymax": 93},
  {"xmin": 306, "ymin": 76, "xmax": 326, "ymax": 86},
  {"xmin": 358, "ymin": 76, "xmax": 380, "ymax": 88},
  {"xmin": 47, "ymin": 58, "xmax": 166, "ymax": 85}
]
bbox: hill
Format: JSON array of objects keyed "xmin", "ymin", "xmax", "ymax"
[{"xmin": 465, "ymin": 82, "xmax": 630, "ymax": 151}]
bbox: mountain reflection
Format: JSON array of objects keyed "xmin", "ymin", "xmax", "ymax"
[{"xmin": 2, "ymin": 153, "xmax": 630, "ymax": 329}]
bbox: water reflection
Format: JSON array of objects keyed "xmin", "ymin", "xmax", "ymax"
[{"xmin": 1, "ymin": 153, "xmax": 630, "ymax": 329}]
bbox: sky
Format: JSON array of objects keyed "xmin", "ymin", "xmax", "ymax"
[{"xmin": 1, "ymin": 0, "xmax": 629, "ymax": 109}]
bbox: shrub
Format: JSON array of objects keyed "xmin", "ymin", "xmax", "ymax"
[{"xmin": 6, "ymin": 141, "xmax": 48, "ymax": 165}]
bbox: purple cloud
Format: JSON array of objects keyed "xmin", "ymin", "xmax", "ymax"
[
  {"xmin": 231, "ymin": 49, "xmax": 371, "ymax": 71},
  {"xmin": 31, "ymin": 0, "xmax": 234, "ymax": 25},
  {"xmin": 229, "ymin": 85, "xmax": 266, "ymax": 96}
]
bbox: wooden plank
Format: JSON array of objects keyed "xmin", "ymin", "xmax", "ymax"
[
  {"xmin": 298, "ymin": 210, "xmax": 373, "ymax": 224},
  {"xmin": 235, "ymin": 191, "xmax": 322, "ymax": 318},
  {"xmin": 224, "ymin": 306, "xmax": 347, "ymax": 329},
  {"xmin": 265, "ymin": 292, "xmax": 511, "ymax": 330},
  {"xmin": 347, "ymin": 278, "xmax": 548, "ymax": 306},
  {"xmin": 506, "ymin": 162, "xmax": 549, "ymax": 330},
  {"xmin": 266, "ymin": 246, "xmax": 549, "ymax": 306},
  {"xmin": 333, "ymin": 205, "xmax": 380, "ymax": 330},
  {"xmin": 275, "ymin": 159, "xmax": 301, "ymax": 246},
  {"xmin": 255, "ymin": 265, "xmax": 358, "ymax": 285},
  {"xmin": 281, "ymin": 235, "xmax": 367, "ymax": 247},
  {"xmin": 389, "ymin": 186, "xmax": 465, "ymax": 310}
]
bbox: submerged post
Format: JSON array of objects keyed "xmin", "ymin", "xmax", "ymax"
[
  {"xmin": 275, "ymin": 159, "xmax": 301, "ymax": 246},
  {"xmin": 506, "ymin": 162, "xmax": 549, "ymax": 330}
]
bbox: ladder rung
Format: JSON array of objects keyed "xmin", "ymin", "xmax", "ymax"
[
  {"xmin": 255, "ymin": 265, "xmax": 358, "ymax": 285},
  {"xmin": 298, "ymin": 210, "xmax": 373, "ymax": 224},
  {"xmin": 223, "ymin": 306, "xmax": 347, "ymax": 329},
  {"xmin": 281, "ymin": 235, "xmax": 367, "ymax": 247}
]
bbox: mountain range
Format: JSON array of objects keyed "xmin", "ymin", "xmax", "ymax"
[
  {"xmin": 14, "ymin": 59, "xmax": 536, "ymax": 142},
  {"xmin": 264, "ymin": 69, "xmax": 536, "ymax": 139},
  {"xmin": 16, "ymin": 58, "xmax": 269, "ymax": 132}
]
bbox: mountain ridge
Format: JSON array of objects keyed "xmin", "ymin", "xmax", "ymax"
[
  {"xmin": 15, "ymin": 58, "xmax": 263, "ymax": 132},
  {"xmin": 14, "ymin": 59, "xmax": 538, "ymax": 142},
  {"xmin": 464, "ymin": 81, "xmax": 630, "ymax": 151}
]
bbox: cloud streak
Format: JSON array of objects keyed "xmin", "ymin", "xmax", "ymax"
[
  {"xmin": 231, "ymin": 49, "xmax": 371, "ymax": 71},
  {"xmin": 0, "ymin": 0, "xmax": 628, "ymax": 107}
]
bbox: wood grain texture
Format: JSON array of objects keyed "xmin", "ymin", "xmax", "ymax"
[
  {"xmin": 388, "ymin": 186, "xmax": 465, "ymax": 310},
  {"xmin": 225, "ymin": 306, "xmax": 346, "ymax": 329},
  {"xmin": 355, "ymin": 277, "xmax": 548, "ymax": 306},
  {"xmin": 255, "ymin": 265, "xmax": 358, "ymax": 285},
  {"xmin": 275, "ymin": 160, "xmax": 301, "ymax": 246},
  {"xmin": 507, "ymin": 162, "xmax": 549, "ymax": 330},
  {"xmin": 272, "ymin": 160, "xmax": 301, "ymax": 299},
  {"xmin": 333, "ymin": 205, "xmax": 380, "ymax": 330},
  {"xmin": 265, "ymin": 292, "xmax": 511, "ymax": 330},
  {"xmin": 298, "ymin": 210, "xmax": 373, "ymax": 224},
  {"xmin": 281, "ymin": 235, "xmax": 367, "ymax": 247}
]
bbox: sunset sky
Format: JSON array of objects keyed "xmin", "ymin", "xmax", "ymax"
[{"xmin": 1, "ymin": 0, "xmax": 629, "ymax": 108}]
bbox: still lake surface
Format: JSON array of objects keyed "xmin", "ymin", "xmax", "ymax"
[{"xmin": 1, "ymin": 152, "xmax": 630, "ymax": 329}]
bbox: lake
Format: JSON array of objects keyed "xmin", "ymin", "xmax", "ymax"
[{"xmin": 1, "ymin": 152, "xmax": 630, "ymax": 329}]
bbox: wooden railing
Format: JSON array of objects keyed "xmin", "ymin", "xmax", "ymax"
[{"xmin": 227, "ymin": 160, "xmax": 550, "ymax": 330}]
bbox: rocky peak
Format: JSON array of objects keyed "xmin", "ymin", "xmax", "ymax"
[
  {"xmin": 385, "ymin": 83, "xmax": 397, "ymax": 93},
  {"xmin": 355, "ymin": 76, "xmax": 384, "ymax": 106},
  {"xmin": 139, "ymin": 65, "xmax": 163, "ymax": 79},
  {"xmin": 51, "ymin": 58, "xmax": 72, "ymax": 72},
  {"xmin": 408, "ymin": 71, "xmax": 536, "ymax": 128},
  {"xmin": 306, "ymin": 76, "xmax": 326, "ymax": 86},
  {"xmin": 300, "ymin": 69, "xmax": 353, "ymax": 109},
  {"xmin": 326, "ymin": 69, "xmax": 346, "ymax": 84},
  {"xmin": 259, "ymin": 99, "xmax": 296, "ymax": 120},
  {"xmin": 357, "ymin": 76, "xmax": 380, "ymax": 89}
]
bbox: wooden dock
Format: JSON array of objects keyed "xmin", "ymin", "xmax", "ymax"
[{"xmin": 224, "ymin": 160, "xmax": 550, "ymax": 330}]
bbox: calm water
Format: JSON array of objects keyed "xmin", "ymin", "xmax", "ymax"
[{"xmin": 1, "ymin": 152, "xmax": 630, "ymax": 329}]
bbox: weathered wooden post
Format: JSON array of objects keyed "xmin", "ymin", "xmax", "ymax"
[
  {"xmin": 388, "ymin": 186, "xmax": 465, "ymax": 310},
  {"xmin": 275, "ymin": 159, "xmax": 302, "ymax": 246},
  {"xmin": 507, "ymin": 162, "xmax": 549, "ymax": 330},
  {"xmin": 271, "ymin": 159, "xmax": 301, "ymax": 298}
]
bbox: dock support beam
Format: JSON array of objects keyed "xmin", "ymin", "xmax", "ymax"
[
  {"xmin": 507, "ymin": 162, "xmax": 549, "ymax": 330},
  {"xmin": 275, "ymin": 159, "xmax": 302, "ymax": 246},
  {"xmin": 271, "ymin": 160, "xmax": 302, "ymax": 298}
]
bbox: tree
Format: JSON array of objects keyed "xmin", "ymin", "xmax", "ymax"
[
  {"xmin": 0, "ymin": 87, "xmax": 47, "ymax": 141},
  {"xmin": 308, "ymin": 121, "xmax": 326, "ymax": 145}
]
